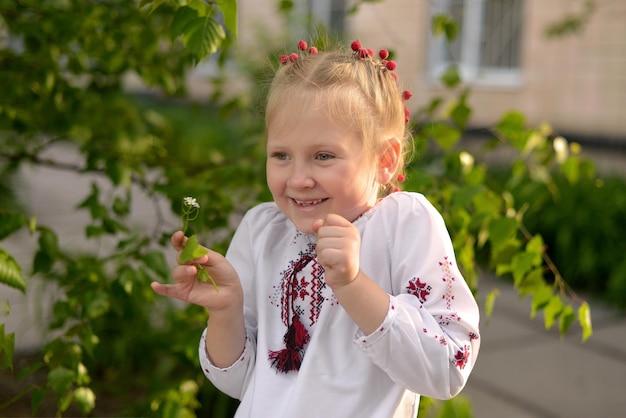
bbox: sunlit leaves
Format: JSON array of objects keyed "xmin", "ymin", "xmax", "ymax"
[
  {"xmin": 169, "ymin": 2, "xmax": 227, "ymax": 61},
  {"xmin": 0, "ymin": 247, "xmax": 26, "ymax": 293},
  {"xmin": 578, "ymin": 302, "xmax": 593, "ymax": 342}
]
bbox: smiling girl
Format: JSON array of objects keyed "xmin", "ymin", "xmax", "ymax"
[{"xmin": 152, "ymin": 40, "xmax": 480, "ymax": 418}]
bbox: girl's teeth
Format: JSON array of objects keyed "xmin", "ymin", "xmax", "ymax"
[{"xmin": 296, "ymin": 199, "xmax": 322, "ymax": 206}]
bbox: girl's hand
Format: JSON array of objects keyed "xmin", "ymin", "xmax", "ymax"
[
  {"xmin": 312, "ymin": 214, "xmax": 361, "ymax": 289},
  {"xmin": 150, "ymin": 231, "xmax": 243, "ymax": 311}
]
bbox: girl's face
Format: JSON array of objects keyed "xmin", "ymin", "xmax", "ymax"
[{"xmin": 266, "ymin": 106, "xmax": 379, "ymax": 234}]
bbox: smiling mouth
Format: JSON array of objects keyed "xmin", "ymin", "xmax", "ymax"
[{"xmin": 292, "ymin": 198, "xmax": 327, "ymax": 207}]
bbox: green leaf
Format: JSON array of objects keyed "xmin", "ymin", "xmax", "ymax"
[
  {"xmin": 559, "ymin": 305, "xmax": 576, "ymax": 336},
  {"xmin": 449, "ymin": 90, "xmax": 472, "ymax": 129},
  {"xmin": 170, "ymin": 5, "xmax": 199, "ymax": 40},
  {"xmin": 277, "ymin": 0, "xmax": 294, "ymax": 13},
  {"xmin": 530, "ymin": 284, "xmax": 553, "ymax": 318},
  {"xmin": 484, "ymin": 288, "xmax": 499, "ymax": 320},
  {"xmin": 440, "ymin": 65, "xmax": 461, "ymax": 88},
  {"xmin": 48, "ymin": 366, "xmax": 75, "ymax": 397},
  {"xmin": 511, "ymin": 252, "xmax": 538, "ymax": 286},
  {"xmin": 77, "ymin": 184, "xmax": 106, "ymax": 220},
  {"xmin": 0, "ymin": 324, "xmax": 15, "ymax": 371},
  {"xmin": 179, "ymin": 235, "xmax": 208, "ymax": 263},
  {"xmin": 494, "ymin": 111, "xmax": 530, "ymax": 151},
  {"xmin": 472, "ymin": 190, "xmax": 502, "ymax": 216},
  {"xmin": 0, "ymin": 210, "xmax": 27, "ymax": 240},
  {"xmin": 33, "ymin": 251, "xmax": 54, "ymax": 275},
  {"xmin": 543, "ymin": 296, "xmax": 564, "ymax": 330},
  {"xmin": 38, "ymin": 228, "xmax": 59, "ymax": 257},
  {"xmin": 561, "ymin": 156, "xmax": 580, "ymax": 184},
  {"xmin": 217, "ymin": 0, "xmax": 238, "ymax": 38},
  {"xmin": 106, "ymin": 159, "xmax": 132, "ymax": 186},
  {"xmin": 423, "ymin": 122, "xmax": 461, "ymax": 151},
  {"xmin": 182, "ymin": 16, "xmax": 226, "ymax": 61},
  {"xmin": 578, "ymin": 302, "xmax": 593, "ymax": 342},
  {"xmin": 516, "ymin": 267, "xmax": 545, "ymax": 297},
  {"xmin": 31, "ymin": 387, "xmax": 47, "ymax": 415},
  {"xmin": 432, "ymin": 14, "xmax": 459, "ymax": 42},
  {"xmin": 0, "ymin": 247, "xmax": 26, "ymax": 293},
  {"xmin": 488, "ymin": 217, "xmax": 518, "ymax": 249},
  {"xmin": 86, "ymin": 293, "xmax": 110, "ymax": 319}
]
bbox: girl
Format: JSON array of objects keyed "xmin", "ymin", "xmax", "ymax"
[{"xmin": 152, "ymin": 40, "xmax": 480, "ymax": 417}]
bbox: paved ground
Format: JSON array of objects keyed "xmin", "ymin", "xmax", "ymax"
[
  {"xmin": 2, "ymin": 144, "xmax": 626, "ymax": 417},
  {"xmin": 463, "ymin": 277, "xmax": 626, "ymax": 418}
]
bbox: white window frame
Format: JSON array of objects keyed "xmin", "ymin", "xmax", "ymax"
[{"xmin": 428, "ymin": 0, "xmax": 524, "ymax": 87}]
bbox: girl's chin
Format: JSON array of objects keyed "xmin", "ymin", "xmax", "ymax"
[{"xmin": 291, "ymin": 220, "xmax": 315, "ymax": 234}]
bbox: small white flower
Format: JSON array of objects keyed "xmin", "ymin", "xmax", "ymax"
[
  {"xmin": 459, "ymin": 151, "xmax": 474, "ymax": 173},
  {"xmin": 553, "ymin": 136, "xmax": 569, "ymax": 163},
  {"xmin": 183, "ymin": 196, "xmax": 200, "ymax": 209}
]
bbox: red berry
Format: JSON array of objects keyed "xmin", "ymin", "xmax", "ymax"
[
  {"xmin": 404, "ymin": 107, "xmax": 410, "ymax": 123},
  {"xmin": 289, "ymin": 52, "xmax": 299, "ymax": 62},
  {"xmin": 402, "ymin": 90, "xmax": 412, "ymax": 100},
  {"xmin": 308, "ymin": 46, "xmax": 318, "ymax": 54},
  {"xmin": 386, "ymin": 60, "xmax": 397, "ymax": 71},
  {"xmin": 397, "ymin": 174, "xmax": 406, "ymax": 183},
  {"xmin": 358, "ymin": 48, "xmax": 369, "ymax": 58},
  {"xmin": 297, "ymin": 40, "xmax": 307, "ymax": 51},
  {"xmin": 351, "ymin": 40, "xmax": 362, "ymax": 51},
  {"xmin": 279, "ymin": 55, "xmax": 289, "ymax": 65},
  {"xmin": 379, "ymin": 49, "xmax": 389, "ymax": 60},
  {"xmin": 367, "ymin": 48, "xmax": 374, "ymax": 57},
  {"xmin": 390, "ymin": 72, "xmax": 398, "ymax": 81}
]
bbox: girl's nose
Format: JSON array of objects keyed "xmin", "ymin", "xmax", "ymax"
[{"xmin": 287, "ymin": 163, "xmax": 315, "ymax": 189}]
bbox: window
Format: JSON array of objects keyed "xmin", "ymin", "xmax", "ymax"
[
  {"xmin": 303, "ymin": 0, "xmax": 347, "ymax": 35},
  {"xmin": 429, "ymin": 0, "xmax": 524, "ymax": 86}
]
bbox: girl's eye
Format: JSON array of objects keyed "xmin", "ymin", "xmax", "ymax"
[
  {"xmin": 316, "ymin": 152, "xmax": 334, "ymax": 161},
  {"xmin": 271, "ymin": 152, "xmax": 289, "ymax": 160}
]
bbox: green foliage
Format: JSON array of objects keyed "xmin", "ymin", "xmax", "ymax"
[
  {"xmin": 418, "ymin": 394, "xmax": 474, "ymax": 418},
  {"xmin": 544, "ymin": 0, "xmax": 596, "ymax": 38},
  {"xmin": 500, "ymin": 166, "xmax": 626, "ymax": 310}
]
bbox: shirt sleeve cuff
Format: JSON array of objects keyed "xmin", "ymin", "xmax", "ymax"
[
  {"xmin": 353, "ymin": 296, "xmax": 399, "ymax": 349},
  {"xmin": 198, "ymin": 327, "xmax": 250, "ymax": 378}
]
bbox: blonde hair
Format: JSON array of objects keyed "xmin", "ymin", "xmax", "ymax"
[{"xmin": 265, "ymin": 46, "xmax": 412, "ymax": 195}]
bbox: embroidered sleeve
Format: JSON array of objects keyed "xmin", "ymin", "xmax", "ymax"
[
  {"xmin": 199, "ymin": 328, "xmax": 256, "ymax": 399},
  {"xmin": 354, "ymin": 193, "xmax": 480, "ymax": 399}
]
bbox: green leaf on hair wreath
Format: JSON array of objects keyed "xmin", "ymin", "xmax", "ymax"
[
  {"xmin": 0, "ymin": 247, "xmax": 26, "ymax": 293},
  {"xmin": 179, "ymin": 235, "xmax": 208, "ymax": 264}
]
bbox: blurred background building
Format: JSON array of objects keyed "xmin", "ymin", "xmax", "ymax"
[{"xmin": 234, "ymin": 0, "xmax": 626, "ymax": 150}]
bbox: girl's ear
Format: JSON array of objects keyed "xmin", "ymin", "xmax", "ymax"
[{"xmin": 377, "ymin": 137, "xmax": 401, "ymax": 185}]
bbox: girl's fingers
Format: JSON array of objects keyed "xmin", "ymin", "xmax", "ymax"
[{"xmin": 170, "ymin": 230, "xmax": 187, "ymax": 251}]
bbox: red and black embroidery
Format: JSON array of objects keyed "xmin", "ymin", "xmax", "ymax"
[
  {"xmin": 406, "ymin": 277, "xmax": 431, "ymax": 303},
  {"xmin": 453, "ymin": 345, "xmax": 470, "ymax": 369},
  {"xmin": 268, "ymin": 243, "xmax": 327, "ymax": 373}
]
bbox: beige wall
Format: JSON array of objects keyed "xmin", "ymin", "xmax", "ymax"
[
  {"xmin": 235, "ymin": 0, "xmax": 625, "ymax": 140},
  {"xmin": 347, "ymin": 0, "xmax": 626, "ymax": 140}
]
